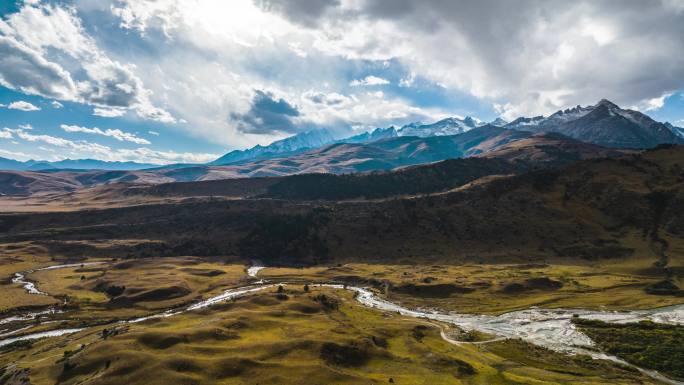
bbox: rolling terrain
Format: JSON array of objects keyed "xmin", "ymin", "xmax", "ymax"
[
  {"xmin": 0, "ymin": 145, "xmax": 683, "ymax": 384},
  {"xmin": 1, "ymin": 103, "xmax": 683, "ymax": 385}
]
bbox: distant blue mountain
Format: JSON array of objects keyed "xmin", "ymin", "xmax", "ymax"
[{"xmin": 0, "ymin": 158, "xmax": 158, "ymax": 171}]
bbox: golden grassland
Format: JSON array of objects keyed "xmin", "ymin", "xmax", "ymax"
[
  {"xmin": 2, "ymin": 238, "xmax": 682, "ymax": 318},
  {"xmin": 0, "ymin": 286, "xmax": 659, "ymax": 385},
  {"xmin": 0, "ymin": 242, "xmax": 250, "ymax": 323},
  {"xmin": 260, "ymin": 254, "xmax": 684, "ymax": 315},
  {"xmin": 0, "ymin": 241, "xmax": 681, "ymax": 384}
]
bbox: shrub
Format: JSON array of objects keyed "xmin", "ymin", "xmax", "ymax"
[
  {"xmin": 320, "ymin": 342, "xmax": 369, "ymax": 367},
  {"xmin": 312, "ymin": 294, "xmax": 339, "ymax": 310}
]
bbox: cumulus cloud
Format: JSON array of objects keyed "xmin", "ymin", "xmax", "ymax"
[
  {"xmin": 7, "ymin": 127, "xmax": 79, "ymax": 147},
  {"xmin": 51, "ymin": 100, "xmax": 63, "ymax": 108},
  {"xmin": 109, "ymin": 147, "xmax": 218, "ymax": 164},
  {"xmin": 92, "ymin": 107, "xmax": 126, "ymax": 118},
  {"xmin": 298, "ymin": 89, "xmax": 447, "ymax": 132},
  {"xmin": 0, "ymin": 129, "xmax": 13, "ymax": 139},
  {"xmin": 643, "ymin": 93, "xmax": 672, "ymax": 111},
  {"xmin": 349, "ymin": 75, "xmax": 390, "ymax": 87},
  {"xmin": 0, "ymin": 2, "xmax": 174, "ymax": 122},
  {"xmin": 4, "ymin": 0, "xmax": 684, "ymax": 153},
  {"xmin": 7, "ymin": 100, "xmax": 40, "ymax": 111},
  {"xmin": 148, "ymin": 130, "xmax": 160, "ymax": 136},
  {"xmin": 0, "ymin": 35, "xmax": 78, "ymax": 100},
  {"xmin": 60, "ymin": 124, "xmax": 151, "ymax": 145},
  {"xmin": 258, "ymin": 0, "xmax": 684, "ymax": 120},
  {"xmin": 6, "ymin": 126, "xmax": 215, "ymax": 164},
  {"xmin": 0, "ymin": 148, "xmax": 31, "ymax": 160},
  {"xmin": 302, "ymin": 90, "xmax": 351, "ymax": 106}
]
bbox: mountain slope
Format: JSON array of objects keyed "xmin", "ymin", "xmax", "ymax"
[
  {"xmin": 477, "ymin": 133, "xmax": 626, "ymax": 166},
  {"xmin": 506, "ymin": 99, "xmax": 683, "ymax": 148},
  {"xmin": 666, "ymin": 122, "xmax": 684, "ymax": 139}
]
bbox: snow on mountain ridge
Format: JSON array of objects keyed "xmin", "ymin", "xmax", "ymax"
[{"xmin": 397, "ymin": 116, "xmax": 485, "ymax": 137}]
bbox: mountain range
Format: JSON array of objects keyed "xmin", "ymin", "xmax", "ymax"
[
  {"xmin": 0, "ymin": 128, "xmax": 621, "ymax": 196},
  {"xmin": 0, "ymin": 99, "xmax": 682, "ymax": 196},
  {"xmin": 210, "ymin": 100, "xmax": 681, "ymax": 167},
  {"xmin": 0, "ymin": 158, "xmax": 158, "ymax": 171},
  {"xmin": 505, "ymin": 99, "xmax": 683, "ymax": 148}
]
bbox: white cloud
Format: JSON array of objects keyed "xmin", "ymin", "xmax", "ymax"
[
  {"xmin": 6, "ymin": 126, "xmax": 214, "ymax": 164},
  {"xmin": 148, "ymin": 130, "xmax": 160, "ymax": 136},
  {"xmin": 51, "ymin": 100, "xmax": 63, "ymax": 108},
  {"xmin": 92, "ymin": 107, "xmax": 126, "ymax": 118},
  {"xmin": 3, "ymin": 0, "xmax": 683, "ymax": 153},
  {"xmin": 349, "ymin": 75, "xmax": 390, "ymax": 87},
  {"xmin": 9, "ymin": 128, "xmax": 75, "ymax": 147},
  {"xmin": 111, "ymin": 148, "xmax": 218, "ymax": 164},
  {"xmin": 0, "ymin": 129, "xmax": 13, "ymax": 139},
  {"xmin": 0, "ymin": 2, "xmax": 174, "ymax": 123},
  {"xmin": 299, "ymin": 89, "xmax": 446, "ymax": 131},
  {"xmin": 0, "ymin": 148, "xmax": 32, "ymax": 161},
  {"xmin": 256, "ymin": 1, "xmax": 684, "ymax": 120},
  {"xmin": 644, "ymin": 93, "xmax": 672, "ymax": 111},
  {"xmin": 7, "ymin": 100, "xmax": 40, "ymax": 111},
  {"xmin": 399, "ymin": 72, "xmax": 416, "ymax": 88},
  {"xmin": 60, "ymin": 124, "xmax": 151, "ymax": 145}
]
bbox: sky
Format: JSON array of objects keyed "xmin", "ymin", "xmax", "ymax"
[{"xmin": 0, "ymin": 0, "xmax": 683, "ymax": 164}]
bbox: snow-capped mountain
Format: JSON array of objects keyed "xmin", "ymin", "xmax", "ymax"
[
  {"xmin": 490, "ymin": 117, "xmax": 509, "ymax": 127},
  {"xmin": 506, "ymin": 99, "xmax": 684, "ymax": 148},
  {"xmin": 665, "ymin": 122, "xmax": 684, "ymax": 139},
  {"xmin": 397, "ymin": 117, "xmax": 484, "ymax": 137},
  {"xmin": 211, "ymin": 128, "xmax": 338, "ymax": 165},
  {"xmin": 341, "ymin": 126, "xmax": 398, "ymax": 143}
]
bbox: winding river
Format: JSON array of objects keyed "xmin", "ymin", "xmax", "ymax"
[
  {"xmin": 10, "ymin": 262, "xmax": 105, "ymax": 295},
  {"xmin": 2, "ymin": 264, "xmax": 683, "ymax": 384}
]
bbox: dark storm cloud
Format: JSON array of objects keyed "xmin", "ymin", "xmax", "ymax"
[
  {"xmin": 231, "ymin": 90, "xmax": 301, "ymax": 134},
  {"xmin": 255, "ymin": 0, "xmax": 340, "ymax": 27}
]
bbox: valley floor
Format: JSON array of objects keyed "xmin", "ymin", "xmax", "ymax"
[{"xmin": 1, "ymin": 244, "xmax": 683, "ymax": 384}]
